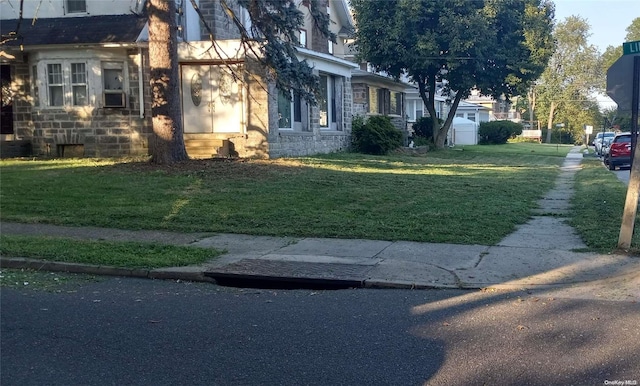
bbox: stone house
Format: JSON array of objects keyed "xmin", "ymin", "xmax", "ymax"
[{"xmin": 0, "ymin": 0, "xmax": 357, "ymax": 159}]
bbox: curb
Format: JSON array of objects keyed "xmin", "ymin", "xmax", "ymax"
[
  {"xmin": 0, "ymin": 256, "xmax": 464, "ymax": 290},
  {"xmin": 0, "ymin": 256, "xmax": 216, "ymax": 284}
]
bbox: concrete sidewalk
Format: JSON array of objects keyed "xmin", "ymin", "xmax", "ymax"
[{"xmin": 2, "ymin": 147, "xmax": 639, "ymax": 299}]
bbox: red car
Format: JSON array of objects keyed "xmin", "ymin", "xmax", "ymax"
[{"xmin": 606, "ymin": 132, "xmax": 633, "ymax": 170}]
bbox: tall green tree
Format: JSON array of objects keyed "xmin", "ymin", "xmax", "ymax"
[
  {"xmin": 351, "ymin": 0, "xmax": 554, "ymax": 148},
  {"xmin": 536, "ymin": 16, "xmax": 601, "ymax": 143},
  {"xmin": 625, "ymin": 17, "xmax": 640, "ymax": 41},
  {"xmin": 600, "ymin": 17, "xmax": 640, "ymax": 74}
]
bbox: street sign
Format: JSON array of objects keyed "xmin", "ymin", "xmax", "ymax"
[
  {"xmin": 623, "ymin": 40, "xmax": 640, "ymax": 56},
  {"xmin": 584, "ymin": 125, "xmax": 593, "ymax": 134},
  {"xmin": 607, "ymin": 54, "xmax": 640, "ymax": 112}
]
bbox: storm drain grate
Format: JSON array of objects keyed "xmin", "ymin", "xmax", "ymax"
[{"xmin": 204, "ymin": 259, "xmax": 372, "ymax": 289}]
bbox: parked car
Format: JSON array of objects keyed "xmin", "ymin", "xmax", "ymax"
[
  {"xmin": 601, "ymin": 137, "xmax": 613, "ymax": 157},
  {"xmin": 605, "ymin": 132, "xmax": 633, "ymax": 170},
  {"xmin": 594, "ymin": 132, "xmax": 615, "ymax": 155}
]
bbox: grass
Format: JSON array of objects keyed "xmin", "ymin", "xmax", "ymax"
[
  {"xmin": 570, "ymin": 158, "xmax": 640, "ymax": 254},
  {"xmin": 0, "ymin": 235, "xmax": 222, "ymax": 269},
  {"xmin": 0, "ymin": 143, "xmax": 568, "ymax": 246}
]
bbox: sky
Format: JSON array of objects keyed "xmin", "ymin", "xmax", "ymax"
[{"xmin": 553, "ymin": 0, "xmax": 639, "ymax": 52}]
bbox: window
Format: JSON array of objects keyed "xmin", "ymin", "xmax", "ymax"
[
  {"xmin": 456, "ymin": 112, "xmax": 464, "ymax": 118},
  {"xmin": 47, "ymin": 64, "xmax": 64, "ymax": 107},
  {"xmin": 293, "ymin": 93, "xmax": 302, "ymax": 123},
  {"xmin": 368, "ymin": 86, "xmax": 378, "ymax": 114},
  {"xmin": 390, "ymin": 92, "xmax": 402, "ymax": 115},
  {"xmin": 278, "ymin": 90, "xmax": 292, "ymax": 129},
  {"xmin": 299, "ymin": 29, "xmax": 307, "ymax": 48},
  {"xmin": 319, "ymin": 74, "xmax": 338, "ymax": 130},
  {"xmin": 103, "ymin": 62, "xmax": 125, "ymax": 107},
  {"xmin": 66, "ymin": 0, "xmax": 86, "ymax": 13},
  {"xmin": 175, "ymin": 0, "xmax": 185, "ymax": 40},
  {"xmin": 277, "ymin": 89, "xmax": 307, "ymax": 131},
  {"xmin": 467, "ymin": 113, "xmax": 476, "ymax": 122},
  {"xmin": 71, "ymin": 63, "xmax": 87, "ymax": 106},
  {"xmin": 319, "ymin": 75, "xmax": 329, "ymax": 127},
  {"xmin": 328, "ymin": 40, "xmax": 333, "ymax": 55}
]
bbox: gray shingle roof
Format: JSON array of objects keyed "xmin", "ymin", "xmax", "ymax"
[{"xmin": 1, "ymin": 14, "xmax": 147, "ymax": 47}]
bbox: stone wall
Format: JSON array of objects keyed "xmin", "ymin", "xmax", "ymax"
[
  {"xmin": 269, "ymin": 77, "xmax": 352, "ymax": 159},
  {"xmin": 7, "ymin": 50, "xmax": 152, "ymax": 158},
  {"xmin": 199, "ymin": 0, "xmax": 241, "ymax": 40}
]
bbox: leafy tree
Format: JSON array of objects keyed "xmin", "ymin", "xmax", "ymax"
[
  {"xmin": 601, "ymin": 45, "xmax": 623, "ymax": 73},
  {"xmin": 536, "ymin": 16, "xmax": 601, "ymax": 143},
  {"xmin": 351, "ymin": 0, "xmax": 554, "ymax": 149},
  {"xmin": 625, "ymin": 17, "xmax": 640, "ymax": 41}
]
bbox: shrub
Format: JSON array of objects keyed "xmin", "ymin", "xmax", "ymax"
[
  {"xmin": 352, "ymin": 115, "xmax": 403, "ymax": 155},
  {"xmin": 412, "ymin": 117, "xmax": 442, "ymax": 140},
  {"xmin": 478, "ymin": 120, "xmax": 524, "ymax": 144}
]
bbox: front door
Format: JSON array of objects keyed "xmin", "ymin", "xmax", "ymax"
[{"xmin": 181, "ymin": 64, "xmax": 243, "ymax": 134}]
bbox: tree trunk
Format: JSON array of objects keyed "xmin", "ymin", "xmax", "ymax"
[
  {"xmin": 436, "ymin": 92, "xmax": 464, "ymax": 148},
  {"xmin": 148, "ymin": 0, "xmax": 188, "ymax": 164},
  {"xmin": 527, "ymin": 86, "xmax": 536, "ymax": 131},
  {"xmin": 545, "ymin": 100, "xmax": 557, "ymax": 144}
]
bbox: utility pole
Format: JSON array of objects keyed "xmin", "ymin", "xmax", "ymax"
[{"xmin": 617, "ymin": 55, "xmax": 640, "ymax": 249}]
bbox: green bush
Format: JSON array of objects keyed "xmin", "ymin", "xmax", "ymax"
[
  {"xmin": 478, "ymin": 120, "xmax": 523, "ymax": 144},
  {"xmin": 412, "ymin": 117, "xmax": 442, "ymax": 140},
  {"xmin": 352, "ymin": 115, "xmax": 403, "ymax": 155}
]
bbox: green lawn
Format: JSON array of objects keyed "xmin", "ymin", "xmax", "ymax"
[
  {"xmin": 1, "ymin": 143, "xmax": 569, "ymax": 247},
  {"xmin": 570, "ymin": 157, "xmax": 640, "ymax": 254},
  {"xmin": 0, "ymin": 235, "xmax": 221, "ymax": 269}
]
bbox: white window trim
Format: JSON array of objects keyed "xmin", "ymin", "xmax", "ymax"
[
  {"xmin": 70, "ymin": 62, "xmax": 88, "ymax": 106},
  {"xmin": 65, "ymin": 0, "xmax": 87, "ymax": 14},
  {"xmin": 277, "ymin": 90, "xmax": 308, "ymax": 131},
  {"xmin": 299, "ymin": 29, "xmax": 307, "ymax": 48},
  {"xmin": 319, "ymin": 74, "xmax": 337, "ymax": 130},
  {"xmin": 33, "ymin": 57, "xmax": 128, "ymax": 110}
]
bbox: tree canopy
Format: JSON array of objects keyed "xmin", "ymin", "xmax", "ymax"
[
  {"xmin": 351, "ymin": 0, "xmax": 555, "ymax": 148},
  {"xmin": 534, "ymin": 16, "xmax": 601, "ymax": 143}
]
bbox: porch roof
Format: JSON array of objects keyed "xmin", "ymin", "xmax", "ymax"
[{"xmin": 1, "ymin": 14, "xmax": 147, "ymax": 48}]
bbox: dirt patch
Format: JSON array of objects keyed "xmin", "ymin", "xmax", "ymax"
[{"xmin": 102, "ymin": 157, "xmax": 310, "ymax": 179}]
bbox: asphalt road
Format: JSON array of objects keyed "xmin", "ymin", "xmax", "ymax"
[{"xmin": 2, "ymin": 277, "xmax": 639, "ymax": 386}]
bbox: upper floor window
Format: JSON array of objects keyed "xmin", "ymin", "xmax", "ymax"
[
  {"xmin": 328, "ymin": 40, "xmax": 333, "ymax": 55},
  {"xmin": 299, "ymin": 29, "xmax": 307, "ymax": 48},
  {"xmin": 66, "ymin": 0, "xmax": 86, "ymax": 13}
]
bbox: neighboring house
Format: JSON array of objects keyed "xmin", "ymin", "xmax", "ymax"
[
  {"xmin": 404, "ymin": 85, "xmax": 448, "ymax": 126},
  {"xmin": 1, "ymin": 0, "xmax": 150, "ymax": 158},
  {"xmin": 350, "ymin": 67, "xmax": 407, "ymax": 134},
  {"xmin": 464, "ymin": 89, "xmax": 521, "ymax": 122},
  {"xmin": 0, "ymin": 0, "xmax": 358, "ymax": 159}
]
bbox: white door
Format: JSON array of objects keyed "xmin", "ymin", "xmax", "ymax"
[
  {"xmin": 182, "ymin": 65, "xmax": 213, "ymax": 133},
  {"xmin": 181, "ymin": 64, "xmax": 243, "ymax": 134}
]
